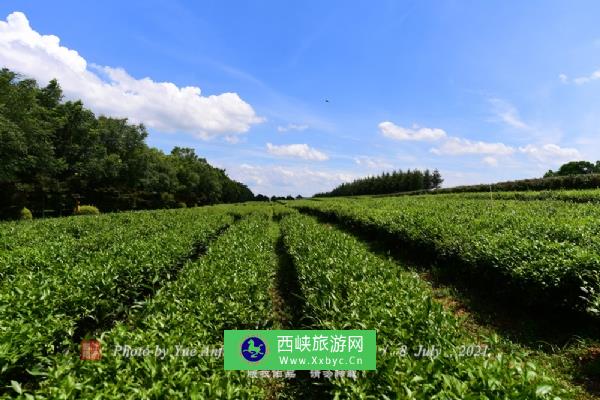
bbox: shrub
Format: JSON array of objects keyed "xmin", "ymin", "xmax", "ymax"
[
  {"xmin": 75, "ymin": 205, "xmax": 100, "ymax": 215},
  {"xmin": 19, "ymin": 207, "xmax": 32, "ymax": 220},
  {"xmin": 160, "ymin": 192, "xmax": 176, "ymax": 208},
  {"xmin": 176, "ymin": 202, "xmax": 187, "ymax": 208}
]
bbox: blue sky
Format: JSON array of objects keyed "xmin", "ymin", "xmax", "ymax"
[{"xmin": 1, "ymin": 0, "xmax": 600, "ymax": 196}]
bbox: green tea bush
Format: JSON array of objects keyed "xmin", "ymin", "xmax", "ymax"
[
  {"xmin": 34, "ymin": 212, "xmax": 272, "ymax": 399},
  {"xmin": 280, "ymin": 213, "xmax": 573, "ymax": 399},
  {"xmin": 292, "ymin": 196, "xmax": 600, "ymax": 317},
  {"xmin": 19, "ymin": 207, "xmax": 32, "ymax": 220},
  {"xmin": 75, "ymin": 205, "xmax": 100, "ymax": 215},
  {"xmin": 0, "ymin": 207, "xmax": 234, "ymax": 390}
]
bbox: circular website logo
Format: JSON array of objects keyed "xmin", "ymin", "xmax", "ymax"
[{"xmin": 241, "ymin": 336, "xmax": 266, "ymax": 362}]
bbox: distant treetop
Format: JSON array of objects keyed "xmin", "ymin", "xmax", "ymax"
[
  {"xmin": 315, "ymin": 169, "xmax": 443, "ymax": 197},
  {"xmin": 544, "ymin": 160, "xmax": 600, "ymax": 178}
]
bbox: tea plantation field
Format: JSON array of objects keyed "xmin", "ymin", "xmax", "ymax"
[{"xmin": 0, "ymin": 197, "xmax": 598, "ymax": 399}]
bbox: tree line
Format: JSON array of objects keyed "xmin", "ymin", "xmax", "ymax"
[
  {"xmin": 0, "ymin": 68, "xmax": 256, "ymax": 218},
  {"xmin": 393, "ymin": 160, "xmax": 600, "ymax": 196},
  {"xmin": 315, "ymin": 169, "xmax": 443, "ymax": 197},
  {"xmin": 544, "ymin": 160, "xmax": 600, "ymax": 177}
]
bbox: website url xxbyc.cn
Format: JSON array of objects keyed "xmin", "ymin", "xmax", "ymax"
[{"xmin": 278, "ymin": 355, "xmax": 364, "ymax": 368}]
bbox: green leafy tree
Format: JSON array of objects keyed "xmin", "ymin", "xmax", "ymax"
[
  {"xmin": 547, "ymin": 161, "xmax": 598, "ymax": 177},
  {"xmin": 431, "ymin": 169, "xmax": 443, "ymax": 189},
  {"xmin": 0, "ymin": 69, "xmax": 254, "ymax": 218}
]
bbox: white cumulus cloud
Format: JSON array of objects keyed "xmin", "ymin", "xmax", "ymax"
[
  {"xmin": 266, "ymin": 143, "xmax": 329, "ymax": 161},
  {"xmin": 379, "ymin": 121, "xmax": 447, "ymax": 141},
  {"xmin": 518, "ymin": 144, "xmax": 580, "ymax": 161},
  {"xmin": 573, "ymin": 69, "xmax": 600, "ymax": 85},
  {"xmin": 277, "ymin": 123, "xmax": 308, "ymax": 132},
  {"xmin": 0, "ymin": 11, "xmax": 263, "ymax": 139},
  {"xmin": 431, "ymin": 137, "xmax": 515, "ymax": 156},
  {"xmin": 228, "ymin": 164, "xmax": 355, "ymax": 196}
]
